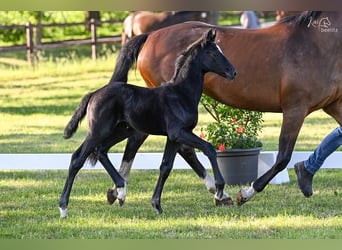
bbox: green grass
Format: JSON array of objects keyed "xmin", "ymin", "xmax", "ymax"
[
  {"xmin": 0, "ymin": 53, "xmax": 339, "ymax": 153},
  {"xmin": 1, "ymin": 51, "xmax": 342, "ymax": 239},
  {"xmin": 0, "ymin": 169, "xmax": 341, "ymax": 239}
]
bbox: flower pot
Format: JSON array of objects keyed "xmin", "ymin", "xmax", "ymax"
[{"xmin": 216, "ymin": 147, "xmax": 261, "ymax": 185}]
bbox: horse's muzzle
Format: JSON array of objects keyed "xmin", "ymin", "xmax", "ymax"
[{"xmin": 226, "ymin": 70, "xmax": 237, "ymax": 80}]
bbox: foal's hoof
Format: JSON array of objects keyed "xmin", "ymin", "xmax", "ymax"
[
  {"xmin": 215, "ymin": 196, "xmax": 234, "ymax": 207},
  {"xmin": 151, "ymin": 202, "xmax": 163, "ymax": 214},
  {"xmin": 107, "ymin": 188, "xmax": 118, "ymax": 205},
  {"xmin": 118, "ymin": 198, "xmax": 125, "ymax": 206},
  {"xmin": 59, "ymin": 207, "xmax": 68, "ymax": 218}
]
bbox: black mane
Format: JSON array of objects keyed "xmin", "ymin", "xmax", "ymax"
[
  {"xmin": 171, "ymin": 32, "xmax": 208, "ymax": 81},
  {"xmin": 278, "ymin": 11, "xmax": 323, "ymax": 26}
]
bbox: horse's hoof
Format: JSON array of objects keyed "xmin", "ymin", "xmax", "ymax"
[
  {"xmin": 236, "ymin": 190, "xmax": 247, "ymax": 206},
  {"xmin": 151, "ymin": 202, "xmax": 163, "ymax": 214},
  {"xmin": 107, "ymin": 188, "xmax": 118, "ymax": 205},
  {"xmin": 118, "ymin": 198, "xmax": 125, "ymax": 206},
  {"xmin": 59, "ymin": 207, "xmax": 68, "ymax": 218},
  {"xmin": 215, "ymin": 196, "xmax": 234, "ymax": 207},
  {"xmin": 236, "ymin": 184, "xmax": 257, "ymax": 206}
]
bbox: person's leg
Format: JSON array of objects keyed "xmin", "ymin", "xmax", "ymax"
[
  {"xmin": 295, "ymin": 127, "xmax": 342, "ymax": 197},
  {"xmin": 305, "ymin": 127, "xmax": 342, "ymax": 174}
]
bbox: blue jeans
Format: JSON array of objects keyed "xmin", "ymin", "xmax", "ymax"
[{"xmin": 304, "ymin": 127, "xmax": 342, "ymax": 175}]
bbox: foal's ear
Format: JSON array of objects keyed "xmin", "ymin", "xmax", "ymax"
[{"xmin": 206, "ymin": 29, "xmax": 216, "ymax": 42}]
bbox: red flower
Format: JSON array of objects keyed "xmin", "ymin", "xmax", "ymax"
[
  {"xmin": 232, "ymin": 118, "xmax": 237, "ymax": 123},
  {"xmin": 218, "ymin": 143, "xmax": 226, "ymax": 152},
  {"xmin": 199, "ymin": 132, "xmax": 206, "ymax": 139},
  {"xmin": 236, "ymin": 125, "xmax": 245, "ymax": 134}
]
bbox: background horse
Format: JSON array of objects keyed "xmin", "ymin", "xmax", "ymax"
[
  {"xmin": 59, "ymin": 29, "xmax": 236, "ymax": 217},
  {"xmin": 275, "ymin": 11, "xmax": 302, "ymax": 21},
  {"xmin": 121, "ymin": 11, "xmax": 214, "ymax": 45},
  {"xmin": 111, "ymin": 11, "xmax": 342, "ymax": 206}
]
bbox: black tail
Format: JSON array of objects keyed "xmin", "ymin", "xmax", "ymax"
[
  {"xmin": 110, "ymin": 33, "xmax": 149, "ymax": 83},
  {"xmin": 64, "ymin": 92, "xmax": 93, "ymax": 139}
]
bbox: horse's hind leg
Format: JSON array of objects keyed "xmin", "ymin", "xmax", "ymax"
[
  {"xmin": 151, "ymin": 138, "xmax": 180, "ymax": 214},
  {"xmin": 59, "ymin": 139, "xmax": 95, "ymax": 218},
  {"xmin": 92, "ymin": 124, "xmax": 138, "ymax": 205},
  {"xmin": 96, "ymin": 146, "xmax": 127, "ymax": 206},
  {"xmin": 104, "ymin": 131, "xmax": 148, "ymax": 204},
  {"xmin": 118, "ymin": 131, "xmax": 149, "ymax": 181},
  {"xmin": 177, "ymin": 144, "xmax": 216, "ymax": 194}
]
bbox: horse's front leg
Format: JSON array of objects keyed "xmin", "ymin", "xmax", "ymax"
[
  {"xmin": 118, "ymin": 131, "xmax": 149, "ymax": 181},
  {"xmin": 237, "ymin": 109, "xmax": 305, "ymax": 205},
  {"xmin": 176, "ymin": 130, "xmax": 233, "ymax": 207},
  {"xmin": 151, "ymin": 138, "xmax": 180, "ymax": 214}
]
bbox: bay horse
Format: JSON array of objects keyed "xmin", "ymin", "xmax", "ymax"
[
  {"xmin": 59, "ymin": 29, "xmax": 236, "ymax": 217},
  {"xmin": 110, "ymin": 11, "xmax": 342, "ymax": 206},
  {"xmin": 121, "ymin": 11, "xmax": 211, "ymax": 45}
]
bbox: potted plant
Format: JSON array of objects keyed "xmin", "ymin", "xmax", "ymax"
[{"xmin": 200, "ymin": 94, "xmax": 263, "ymax": 185}]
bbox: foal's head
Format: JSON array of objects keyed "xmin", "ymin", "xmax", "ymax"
[
  {"xmin": 201, "ymin": 29, "xmax": 236, "ymax": 80},
  {"xmin": 174, "ymin": 29, "xmax": 237, "ymax": 81}
]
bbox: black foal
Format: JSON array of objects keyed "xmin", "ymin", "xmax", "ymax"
[{"xmin": 59, "ymin": 29, "xmax": 236, "ymax": 217}]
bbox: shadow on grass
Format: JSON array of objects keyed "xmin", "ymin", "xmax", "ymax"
[{"xmin": 0, "ymin": 104, "xmax": 77, "ymax": 116}]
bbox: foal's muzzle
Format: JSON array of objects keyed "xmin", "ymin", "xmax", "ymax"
[{"xmin": 225, "ymin": 70, "xmax": 237, "ymax": 80}]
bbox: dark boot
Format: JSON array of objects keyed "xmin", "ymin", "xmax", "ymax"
[{"xmin": 294, "ymin": 161, "xmax": 313, "ymax": 197}]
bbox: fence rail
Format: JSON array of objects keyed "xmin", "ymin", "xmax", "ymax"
[{"xmin": 0, "ymin": 19, "xmax": 122, "ymax": 64}]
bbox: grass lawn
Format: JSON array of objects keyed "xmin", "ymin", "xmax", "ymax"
[
  {"xmin": 0, "ymin": 169, "xmax": 341, "ymax": 239},
  {"xmin": 0, "ymin": 54, "xmax": 339, "ymax": 153},
  {"xmin": 1, "ymin": 52, "xmax": 342, "ymax": 239}
]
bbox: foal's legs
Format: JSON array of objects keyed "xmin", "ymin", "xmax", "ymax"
[
  {"xmin": 172, "ymin": 130, "xmax": 233, "ymax": 206},
  {"xmin": 151, "ymin": 138, "xmax": 180, "ymax": 214},
  {"xmin": 177, "ymin": 144, "xmax": 216, "ymax": 194},
  {"xmin": 59, "ymin": 124, "xmax": 132, "ymax": 218},
  {"xmin": 97, "ymin": 146, "xmax": 127, "ymax": 206},
  {"xmin": 118, "ymin": 131, "xmax": 148, "ymax": 181},
  {"xmin": 118, "ymin": 131, "xmax": 216, "ymax": 193},
  {"xmin": 90, "ymin": 123, "xmax": 136, "ymax": 205},
  {"xmin": 59, "ymin": 138, "xmax": 96, "ymax": 218}
]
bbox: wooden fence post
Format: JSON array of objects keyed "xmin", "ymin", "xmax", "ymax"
[
  {"xmin": 25, "ymin": 22, "xmax": 34, "ymax": 64},
  {"xmin": 90, "ymin": 18, "xmax": 97, "ymax": 60}
]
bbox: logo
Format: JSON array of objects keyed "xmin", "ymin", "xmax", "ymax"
[{"xmin": 308, "ymin": 16, "xmax": 338, "ymax": 33}]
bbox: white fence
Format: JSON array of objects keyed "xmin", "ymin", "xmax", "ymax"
[
  {"xmin": 2, "ymin": 151, "xmax": 342, "ymax": 170},
  {"xmin": 1, "ymin": 151, "xmax": 341, "ymax": 184}
]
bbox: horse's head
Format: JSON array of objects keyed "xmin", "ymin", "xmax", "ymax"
[{"xmin": 200, "ymin": 29, "xmax": 237, "ymax": 80}]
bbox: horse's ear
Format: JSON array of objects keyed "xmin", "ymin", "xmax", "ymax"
[{"xmin": 206, "ymin": 29, "xmax": 216, "ymax": 42}]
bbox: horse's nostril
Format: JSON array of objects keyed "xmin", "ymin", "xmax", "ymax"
[{"xmin": 233, "ymin": 71, "xmax": 237, "ymax": 77}]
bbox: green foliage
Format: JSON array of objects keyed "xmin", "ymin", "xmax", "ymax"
[
  {"xmin": 0, "ymin": 11, "xmax": 38, "ymax": 44},
  {"xmin": 200, "ymin": 95, "xmax": 263, "ymax": 151},
  {"xmin": 0, "ymin": 11, "xmax": 129, "ymax": 45}
]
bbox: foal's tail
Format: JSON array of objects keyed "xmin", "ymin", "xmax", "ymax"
[
  {"xmin": 110, "ymin": 33, "xmax": 149, "ymax": 83},
  {"xmin": 63, "ymin": 92, "xmax": 93, "ymax": 139}
]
